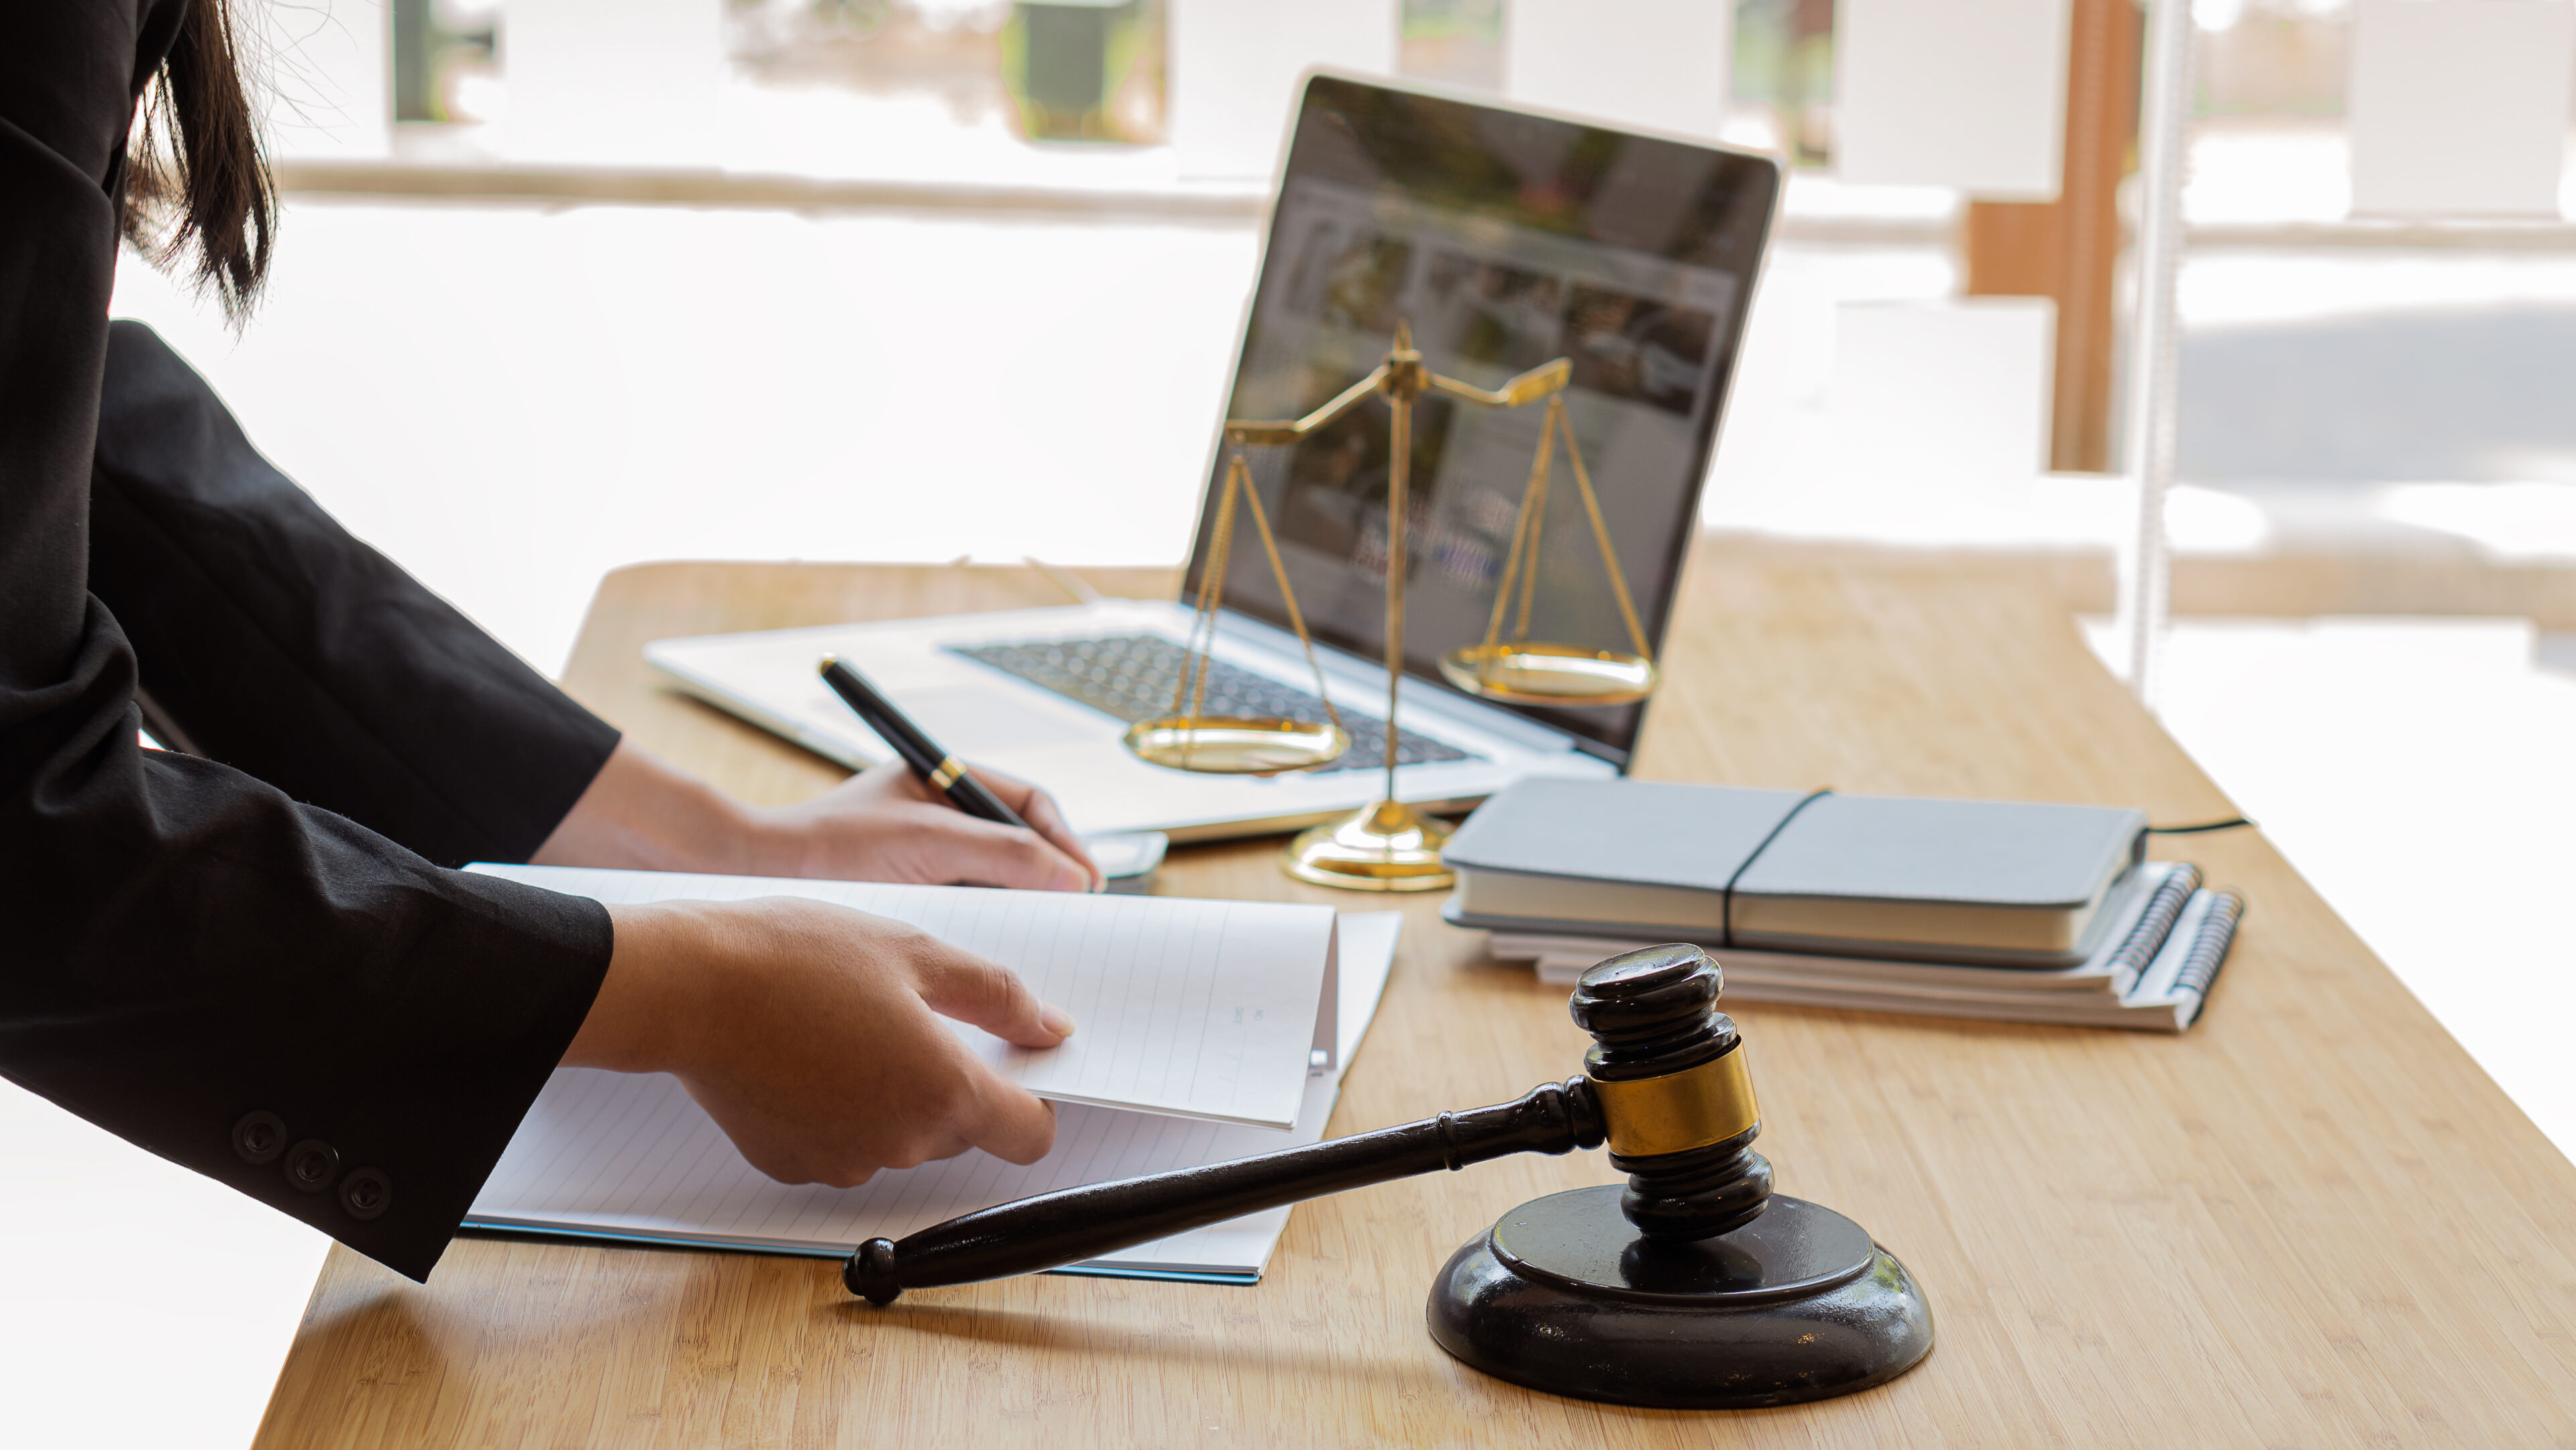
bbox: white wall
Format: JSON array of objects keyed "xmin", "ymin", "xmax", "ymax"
[
  {"xmin": 504, "ymin": 0, "xmax": 727, "ymax": 163},
  {"xmin": 1503, "ymin": 0, "xmax": 1731, "ymax": 140},
  {"xmin": 1168, "ymin": 0, "xmax": 1399, "ymax": 178},
  {"xmin": 1833, "ymin": 0, "xmax": 2072, "ymax": 199},
  {"xmin": 257, "ymin": 0, "xmax": 392, "ymax": 158},
  {"xmin": 2349, "ymin": 0, "xmax": 2574, "ymax": 218}
]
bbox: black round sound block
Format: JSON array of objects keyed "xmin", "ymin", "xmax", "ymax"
[{"xmin": 1426, "ymin": 1186, "xmax": 1934, "ymax": 1409}]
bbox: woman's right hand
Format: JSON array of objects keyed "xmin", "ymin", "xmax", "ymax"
[{"xmin": 566, "ymin": 897, "xmax": 1075, "ymax": 1185}]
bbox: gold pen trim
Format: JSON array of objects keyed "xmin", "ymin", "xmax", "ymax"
[
  {"xmin": 1589, "ymin": 1047, "xmax": 1760, "ymax": 1158},
  {"xmin": 927, "ymin": 756, "xmax": 966, "ymax": 792}
]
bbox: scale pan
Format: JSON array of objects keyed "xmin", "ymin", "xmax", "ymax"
[
  {"xmin": 1122, "ymin": 716, "xmax": 1349, "ymax": 775},
  {"xmin": 1438, "ymin": 643, "xmax": 1659, "ymax": 707}
]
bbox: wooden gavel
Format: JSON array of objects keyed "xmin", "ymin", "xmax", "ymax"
[{"xmin": 843, "ymin": 943, "xmax": 1772, "ymax": 1305}]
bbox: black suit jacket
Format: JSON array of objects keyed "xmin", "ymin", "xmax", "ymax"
[{"xmin": 3, "ymin": 0, "xmax": 619, "ymax": 1281}]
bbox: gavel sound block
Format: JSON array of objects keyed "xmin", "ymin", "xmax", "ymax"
[{"xmin": 844, "ymin": 944, "xmax": 1934, "ymax": 1409}]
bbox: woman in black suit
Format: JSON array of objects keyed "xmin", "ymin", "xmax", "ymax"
[{"xmin": 2, "ymin": 0, "xmax": 1097, "ymax": 1280}]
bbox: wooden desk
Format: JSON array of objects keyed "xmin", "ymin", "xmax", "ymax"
[{"xmin": 254, "ymin": 555, "xmax": 2576, "ymax": 1447}]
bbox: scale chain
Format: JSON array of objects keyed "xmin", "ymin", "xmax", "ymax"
[
  {"xmin": 1555, "ymin": 402, "xmax": 1654, "ymax": 663},
  {"xmin": 1228, "ymin": 455, "xmax": 1344, "ymax": 737},
  {"xmin": 1478, "ymin": 396, "xmax": 1552, "ymax": 666}
]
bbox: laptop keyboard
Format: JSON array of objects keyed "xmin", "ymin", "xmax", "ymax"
[{"xmin": 947, "ymin": 635, "xmax": 1478, "ymax": 774}]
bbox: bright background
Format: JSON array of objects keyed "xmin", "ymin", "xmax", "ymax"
[{"xmin": 9, "ymin": 1, "xmax": 2576, "ymax": 1444}]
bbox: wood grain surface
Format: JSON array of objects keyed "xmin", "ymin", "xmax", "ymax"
[{"xmin": 251, "ymin": 551, "xmax": 2576, "ymax": 1447}]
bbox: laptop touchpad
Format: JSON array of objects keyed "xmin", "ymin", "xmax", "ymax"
[{"xmin": 897, "ymin": 684, "xmax": 1104, "ymax": 753}]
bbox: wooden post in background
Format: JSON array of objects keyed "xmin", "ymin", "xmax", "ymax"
[{"xmin": 1965, "ymin": 0, "xmax": 2142, "ymax": 474}]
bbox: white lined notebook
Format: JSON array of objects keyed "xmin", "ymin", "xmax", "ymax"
[
  {"xmin": 464, "ymin": 912, "xmax": 1403, "ymax": 1283},
  {"xmin": 471, "ymin": 864, "xmax": 1341, "ymax": 1129}
]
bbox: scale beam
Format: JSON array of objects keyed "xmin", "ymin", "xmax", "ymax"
[
  {"xmin": 1226, "ymin": 356, "xmax": 1570, "ymax": 447},
  {"xmin": 1224, "ymin": 365, "xmax": 1392, "ymax": 446},
  {"xmin": 1428, "ymin": 358, "xmax": 1570, "ymax": 409}
]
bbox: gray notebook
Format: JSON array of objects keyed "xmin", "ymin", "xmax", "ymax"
[{"xmin": 1443, "ymin": 779, "xmax": 2148, "ymax": 967}]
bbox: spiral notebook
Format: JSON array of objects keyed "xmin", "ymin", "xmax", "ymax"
[
  {"xmin": 458, "ymin": 866, "xmax": 1403, "ymax": 1284},
  {"xmin": 1487, "ymin": 862, "xmax": 2243, "ymax": 1033}
]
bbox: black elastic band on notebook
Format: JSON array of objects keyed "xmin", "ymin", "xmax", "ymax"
[
  {"xmin": 1720, "ymin": 788, "xmax": 1836, "ymax": 950},
  {"xmin": 2145, "ymin": 817, "xmax": 2255, "ymax": 835}
]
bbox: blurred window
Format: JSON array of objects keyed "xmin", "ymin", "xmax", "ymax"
[{"xmin": 391, "ymin": 0, "xmax": 501, "ymax": 123}]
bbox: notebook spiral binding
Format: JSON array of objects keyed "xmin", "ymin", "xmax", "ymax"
[
  {"xmin": 2176, "ymin": 893, "xmax": 2245, "ymax": 1000},
  {"xmin": 2108, "ymin": 864, "xmax": 2204, "ymax": 981}
]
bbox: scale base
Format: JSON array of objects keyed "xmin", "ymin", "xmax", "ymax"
[
  {"xmin": 1282, "ymin": 799, "xmax": 1456, "ymax": 892},
  {"xmin": 1428, "ymin": 1186, "xmax": 1934, "ymax": 1409}
]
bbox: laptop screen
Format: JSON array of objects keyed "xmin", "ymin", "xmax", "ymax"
[{"xmin": 1184, "ymin": 75, "xmax": 1778, "ymax": 768}]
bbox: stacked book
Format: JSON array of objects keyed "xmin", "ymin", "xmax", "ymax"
[{"xmin": 1442, "ymin": 780, "xmax": 2245, "ymax": 1033}]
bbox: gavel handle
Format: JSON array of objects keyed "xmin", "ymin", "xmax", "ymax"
[{"xmin": 844, "ymin": 1076, "xmax": 1605, "ymax": 1304}]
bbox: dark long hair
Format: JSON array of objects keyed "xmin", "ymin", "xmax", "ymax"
[{"xmin": 121, "ymin": 0, "xmax": 276, "ymax": 320}]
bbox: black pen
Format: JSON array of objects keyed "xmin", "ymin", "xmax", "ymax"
[{"xmin": 819, "ymin": 655, "xmax": 1030, "ymax": 830}]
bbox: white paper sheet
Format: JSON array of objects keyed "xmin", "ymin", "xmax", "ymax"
[
  {"xmin": 465, "ymin": 912, "xmax": 1405, "ymax": 1282},
  {"xmin": 472, "ymin": 865, "xmax": 1338, "ymax": 1130}
]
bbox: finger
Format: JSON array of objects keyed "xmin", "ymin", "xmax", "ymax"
[
  {"xmin": 876, "ymin": 1127, "xmax": 973, "ymax": 1174},
  {"xmin": 914, "ymin": 945, "xmax": 1077, "ymax": 1047},
  {"xmin": 773, "ymin": 1155, "xmax": 886, "ymax": 1191},
  {"xmin": 983, "ymin": 776, "xmax": 1101, "ymax": 890},
  {"xmin": 922, "ymin": 810, "xmax": 1091, "ymax": 894},
  {"xmin": 960, "ymin": 759, "xmax": 1031, "ymax": 793},
  {"xmin": 961, "ymin": 1074, "xmax": 1059, "ymax": 1166},
  {"xmin": 963, "ymin": 763, "xmax": 1093, "ymax": 869},
  {"xmin": 857, "ymin": 756, "xmax": 934, "ymax": 801}
]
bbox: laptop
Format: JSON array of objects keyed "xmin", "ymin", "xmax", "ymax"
[{"xmin": 645, "ymin": 73, "xmax": 1781, "ymax": 841}]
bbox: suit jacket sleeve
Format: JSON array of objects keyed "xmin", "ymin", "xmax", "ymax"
[
  {"xmin": 1, "ymin": 0, "xmax": 619, "ymax": 1282},
  {"xmin": 89, "ymin": 321, "xmax": 624, "ymax": 869}
]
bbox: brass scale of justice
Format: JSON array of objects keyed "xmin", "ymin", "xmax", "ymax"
[
  {"xmin": 1122, "ymin": 319, "xmax": 1660, "ymax": 892},
  {"xmin": 833, "ymin": 333, "xmax": 1937, "ymax": 1410}
]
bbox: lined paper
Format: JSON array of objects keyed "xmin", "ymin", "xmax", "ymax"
[
  {"xmin": 473, "ymin": 864, "xmax": 1338, "ymax": 1129},
  {"xmin": 466, "ymin": 913, "xmax": 1403, "ymax": 1280}
]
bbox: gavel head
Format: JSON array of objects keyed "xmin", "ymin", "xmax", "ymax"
[{"xmin": 1569, "ymin": 943, "xmax": 1774, "ymax": 1240}]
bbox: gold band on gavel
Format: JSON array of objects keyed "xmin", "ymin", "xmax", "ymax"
[
  {"xmin": 927, "ymin": 756, "xmax": 967, "ymax": 792},
  {"xmin": 1588, "ymin": 1046, "xmax": 1760, "ymax": 1158}
]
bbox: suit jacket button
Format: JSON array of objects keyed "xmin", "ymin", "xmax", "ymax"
[
  {"xmin": 339, "ymin": 1168, "xmax": 392, "ymax": 1221},
  {"xmin": 232, "ymin": 1112, "xmax": 286, "ymax": 1165},
  {"xmin": 285, "ymin": 1139, "xmax": 340, "ymax": 1194}
]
